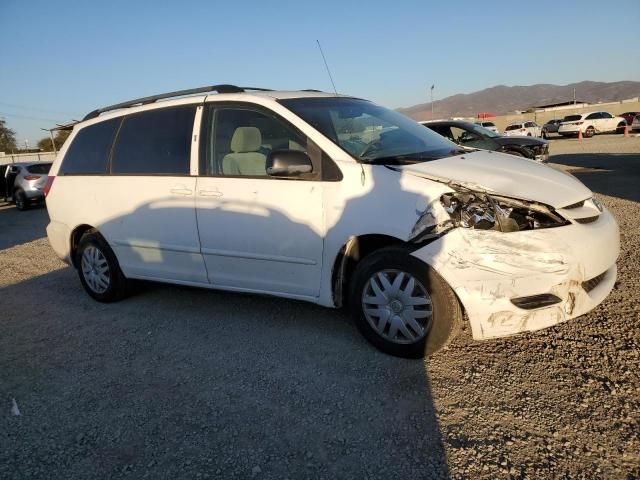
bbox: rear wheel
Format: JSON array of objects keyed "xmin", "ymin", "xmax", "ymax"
[
  {"xmin": 585, "ymin": 126, "xmax": 595, "ymax": 138},
  {"xmin": 76, "ymin": 230, "xmax": 128, "ymax": 302},
  {"xmin": 349, "ymin": 247, "xmax": 462, "ymax": 358},
  {"xmin": 616, "ymin": 122, "xmax": 626, "ymax": 134},
  {"xmin": 14, "ymin": 189, "xmax": 28, "ymax": 211}
]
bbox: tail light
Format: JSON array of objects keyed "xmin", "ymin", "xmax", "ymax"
[
  {"xmin": 24, "ymin": 175, "xmax": 41, "ymax": 181},
  {"xmin": 520, "ymin": 128, "xmax": 526, "ymax": 132},
  {"xmin": 43, "ymin": 176, "xmax": 55, "ymax": 197},
  {"xmin": 576, "ymin": 121, "xmax": 583, "ymax": 125}
]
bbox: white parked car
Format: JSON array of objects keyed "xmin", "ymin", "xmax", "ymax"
[
  {"xmin": 558, "ymin": 112, "xmax": 627, "ymax": 138},
  {"xmin": 503, "ymin": 121, "xmax": 542, "ymax": 137},
  {"xmin": 473, "ymin": 121, "xmax": 499, "ymax": 134},
  {"xmin": 45, "ymin": 85, "xmax": 619, "ymax": 358}
]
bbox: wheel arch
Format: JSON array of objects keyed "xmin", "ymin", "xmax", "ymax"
[
  {"xmin": 69, "ymin": 224, "xmax": 98, "ymax": 268},
  {"xmin": 331, "ymin": 233, "xmax": 410, "ymax": 308}
]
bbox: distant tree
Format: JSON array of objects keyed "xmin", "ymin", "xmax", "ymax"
[
  {"xmin": 36, "ymin": 129, "xmax": 71, "ymax": 151},
  {"xmin": 0, "ymin": 119, "xmax": 18, "ymax": 153}
]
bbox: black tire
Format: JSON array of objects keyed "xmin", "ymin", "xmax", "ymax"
[
  {"xmin": 349, "ymin": 246, "xmax": 462, "ymax": 358},
  {"xmin": 505, "ymin": 149, "xmax": 525, "ymax": 157},
  {"xmin": 585, "ymin": 126, "xmax": 595, "ymax": 138},
  {"xmin": 14, "ymin": 189, "xmax": 28, "ymax": 211},
  {"xmin": 542, "ymin": 130, "xmax": 548, "ymax": 139},
  {"xmin": 75, "ymin": 230, "xmax": 128, "ymax": 302}
]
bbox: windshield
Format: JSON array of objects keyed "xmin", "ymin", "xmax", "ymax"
[
  {"xmin": 279, "ymin": 97, "xmax": 461, "ymax": 164},
  {"xmin": 469, "ymin": 123, "xmax": 499, "ymax": 138}
]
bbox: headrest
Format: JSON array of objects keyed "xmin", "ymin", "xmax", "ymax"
[{"xmin": 230, "ymin": 127, "xmax": 262, "ymax": 153}]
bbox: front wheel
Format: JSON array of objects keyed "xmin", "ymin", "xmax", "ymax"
[
  {"xmin": 76, "ymin": 230, "xmax": 128, "ymax": 302},
  {"xmin": 349, "ymin": 247, "xmax": 462, "ymax": 358},
  {"xmin": 506, "ymin": 149, "xmax": 525, "ymax": 157}
]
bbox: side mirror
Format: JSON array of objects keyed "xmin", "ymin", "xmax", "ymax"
[{"xmin": 266, "ymin": 150, "xmax": 313, "ymax": 177}]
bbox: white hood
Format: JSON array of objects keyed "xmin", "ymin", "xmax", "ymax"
[{"xmin": 400, "ymin": 150, "xmax": 592, "ymax": 208}]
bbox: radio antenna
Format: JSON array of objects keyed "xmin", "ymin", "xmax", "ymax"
[{"xmin": 316, "ymin": 40, "xmax": 338, "ymax": 95}]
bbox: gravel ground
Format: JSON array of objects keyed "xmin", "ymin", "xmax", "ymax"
[{"xmin": 1, "ymin": 134, "xmax": 639, "ymax": 479}]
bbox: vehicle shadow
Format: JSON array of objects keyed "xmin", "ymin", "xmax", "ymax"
[
  {"xmin": 1, "ymin": 168, "xmax": 451, "ymax": 479},
  {"xmin": 0, "ymin": 202, "xmax": 49, "ymax": 250},
  {"xmin": 549, "ymin": 153, "xmax": 640, "ymax": 203}
]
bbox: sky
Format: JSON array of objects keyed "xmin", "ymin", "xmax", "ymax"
[{"xmin": 1, "ymin": 0, "xmax": 639, "ymax": 147}]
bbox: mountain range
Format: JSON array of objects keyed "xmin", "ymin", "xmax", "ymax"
[{"xmin": 397, "ymin": 81, "xmax": 640, "ymax": 121}]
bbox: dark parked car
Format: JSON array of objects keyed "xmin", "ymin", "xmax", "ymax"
[
  {"xmin": 542, "ymin": 119, "xmax": 563, "ymax": 138},
  {"xmin": 619, "ymin": 112, "xmax": 639, "ymax": 126},
  {"xmin": 421, "ymin": 120, "xmax": 549, "ymax": 162}
]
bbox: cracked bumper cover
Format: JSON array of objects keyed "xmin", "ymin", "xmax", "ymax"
[{"xmin": 411, "ymin": 208, "xmax": 619, "ymax": 340}]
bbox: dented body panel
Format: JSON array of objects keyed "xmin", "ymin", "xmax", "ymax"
[{"xmin": 411, "ymin": 208, "xmax": 619, "ymax": 339}]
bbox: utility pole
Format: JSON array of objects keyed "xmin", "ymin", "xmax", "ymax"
[
  {"xmin": 573, "ymin": 87, "xmax": 576, "ymax": 105},
  {"xmin": 430, "ymin": 84, "xmax": 435, "ymax": 119},
  {"xmin": 41, "ymin": 128, "xmax": 57, "ymax": 153}
]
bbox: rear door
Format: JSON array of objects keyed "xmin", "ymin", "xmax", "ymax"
[
  {"xmin": 101, "ymin": 104, "xmax": 207, "ymax": 283},
  {"xmin": 0, "ymin": 165, "xmax": 7, "ymax": 198},
  {"xmin": 585, "ymin": 112, "xmax": 601, "ymax": 131},
  {"xmin": 195, "ymin": 103, "xmax": 325, "ymax": 298},
  {"xmin": 599, "ymin": 112, "xmax": 615, "ymax": 131}
]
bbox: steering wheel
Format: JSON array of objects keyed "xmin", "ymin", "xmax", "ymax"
[{"xmin": 359, "ymin": 140, "xmax": 383, "ymax": 158}]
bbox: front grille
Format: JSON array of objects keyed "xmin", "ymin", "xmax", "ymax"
[
  {"xmin": 582, "ymin": 271, "xmax": 607, "ymax": 293},
  {"xmin": 575, "ymin": 216, "xmax": 599, "ymax": 224}
]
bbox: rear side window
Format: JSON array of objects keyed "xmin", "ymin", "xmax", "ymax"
[
  {"xmin": 60, "ymin": 118, "xmax": 120, "ymax": 175},
  {"xmin": 27, "ymin": 163, "xmax": 52, "ymax": 174},
  {"xmin": 111, "ymin": 106, "xmax": 196, "ymax": 175}
]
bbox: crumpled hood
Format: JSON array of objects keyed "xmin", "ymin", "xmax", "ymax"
[{"xmin": 400, "ymin": 150, "xmax": 592, "ymax": 208}]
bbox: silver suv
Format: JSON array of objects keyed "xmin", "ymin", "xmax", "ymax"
[{"xmin": 1, "ymin": 162, "xmax": 52, "ymax": 210}]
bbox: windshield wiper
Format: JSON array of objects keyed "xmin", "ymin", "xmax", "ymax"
[{"xmin": 363, "ymin": 148, "xmax": 467, "ymax": 165}]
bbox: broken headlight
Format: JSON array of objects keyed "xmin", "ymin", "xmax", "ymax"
[{"xmin": 441, "ymin": 191, "xmax": 569, "ymax": 232}]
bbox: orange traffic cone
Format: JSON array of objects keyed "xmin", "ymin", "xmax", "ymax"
[
  {"xmin": 624, "ymin": 125, "xmax": 629, "ymax": 138},
  {"xmin": 578, "ymin": 129, "xmax": 583, "ymax": 140}
]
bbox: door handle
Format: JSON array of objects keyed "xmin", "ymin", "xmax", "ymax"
[
  {"xmin": 198, "ymin": 189, "xmax": 223, "ymax": 197},
  {"xmin": 170, "ymin": 187, "xmax": 193, "ymax": 196}
]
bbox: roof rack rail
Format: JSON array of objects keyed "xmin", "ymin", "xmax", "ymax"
[{"xmin": 83, "ymin": 84, "xmax": 272, "ymax": 121}]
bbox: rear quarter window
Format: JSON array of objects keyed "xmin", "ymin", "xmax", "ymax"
[
  {"xmin": 59, "ymin": 118, "xmax": 120, "ymax": 175},
  {"xmin": 111, "ymin": 106, "xmax": 196, "ymax": 175}
]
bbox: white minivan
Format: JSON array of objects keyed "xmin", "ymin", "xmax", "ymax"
[{"xmin": 45, "ymin": 85, "xmax": 619, "ymax": 358}]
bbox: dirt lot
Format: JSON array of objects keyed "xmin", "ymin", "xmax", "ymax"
[{"xmin": 1, "ymin": 135, "xmax": 639, "ymax": 479}]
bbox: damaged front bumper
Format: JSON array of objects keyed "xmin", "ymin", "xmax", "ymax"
[{"xmin": 411, "ymin": 208, "xmax": 619, "ymax": 340}]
